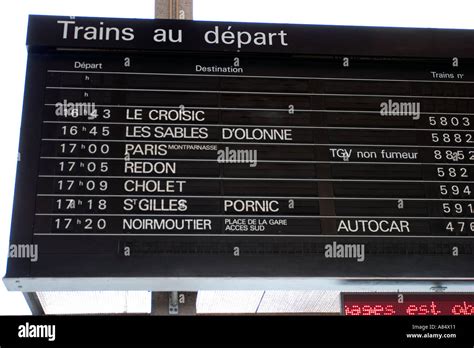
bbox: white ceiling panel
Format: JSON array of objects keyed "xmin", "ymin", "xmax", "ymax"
[
  {"xmin": 37, "ymin": 291, "xmax": 151, "ymax": 314},
  {"xmin": 197, "ymin": 291, "xmax": 264, "ymax": 314}
]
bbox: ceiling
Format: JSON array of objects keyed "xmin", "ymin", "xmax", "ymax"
[{"xmin": 34, "ymin": 290, "xmax": 342, "ymax": 315}]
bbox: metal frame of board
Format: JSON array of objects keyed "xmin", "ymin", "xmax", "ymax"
[{"xmin": 4, "ymin": 16, "xmax": 474, "ymax": 294}]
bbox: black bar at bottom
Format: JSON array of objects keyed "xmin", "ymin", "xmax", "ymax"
[{"xmin": 0, "ymin": 315, "xmax": 473, "ymax": 345}]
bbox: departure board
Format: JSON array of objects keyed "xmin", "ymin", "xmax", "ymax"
[{"xmin": 4, "ymin": 15, "xmax": 474, "ymax": 290}]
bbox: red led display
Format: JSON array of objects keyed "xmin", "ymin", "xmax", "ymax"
[{"xmin": 342, "ymin": 294, "xmax": 474, "ymax": 316}]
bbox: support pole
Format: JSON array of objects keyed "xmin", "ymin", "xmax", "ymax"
[
  {"xmin": 152, "ymin": 0, "xmax": 194, "ymax": 316},
  {"xmin": 151, "ymin": 292, "xmax": 198, "ymax": 315},
  {"xmin": 23, "ymin": 292, "xmax": 45, "ymax": 315},
  {"xmin": 155, "ymin": 0, "xmax": 193, "ymax": 19}
]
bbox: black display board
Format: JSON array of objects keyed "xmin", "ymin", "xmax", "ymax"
[{"xmin": 4, "ymin": 15, "xmax": 474, "ymax": 290}]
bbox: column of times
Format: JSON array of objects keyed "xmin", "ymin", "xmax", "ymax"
[{"xmin": 34, "ymin": 53, "xmax": 474, "ymax": 249}]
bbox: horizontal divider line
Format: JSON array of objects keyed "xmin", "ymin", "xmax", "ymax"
[
  {"xmin": 35, "ymin": 175, "xmax": 474, "ymax": 183},
  {"xmin": 35, "ymin": 194, "xmax": 474, "ymax": 201},
  {"xmin": 41, "ymin": 120, "xmax": 474, "ymax": 132},
  {"xmin": 37, "ymin": 157, "xmax": 474, "ymax": 166},
  {"xmin": 34, "ymin": 213, "xmax": 474, "ymax": 219},
  {"xmin": 45, "ymin": 69, "xmax": 474, "ymax": 85},
  {"xmin": 33, "ymin": 233, "xmax": 474, "ymax": 238},
  {"xmin": 45, "ymin": 86, "xmax": 474, "ymax": 100},
  {"xmin": 40, "ymin": 138, "xmax": 474, "ymax": 149},
  {"xmin": 42, "ymin": 103, "xmax": 474, "ymax": 116}
]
